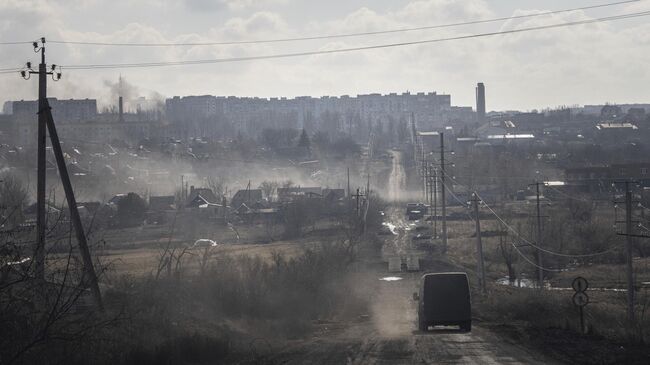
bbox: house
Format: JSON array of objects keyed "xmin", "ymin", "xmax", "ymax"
[
  {"xmin": 186, "ymin": 186, "xmax": 218, "ymax": 206},
  {"xmin": 564, "ymin": 163, "xmax": 650, "ymax": 195},
  {"xmin": 235, "ymin": 202, "xmax": 279, "ymax": 224},
  {"xmin": 231, "ymin": 189, "xmax": 263, "ymax": 209},
  {"xmin": 277, "ymin": 187, "xmax": 322, "ymax": 202},
  {"xmin": 23, "ymin": 202, "xmax": 62, "ymax": 224},
  {"xmin": 322, "ymin": 188, "xmax": 345, "ymax": 201}
]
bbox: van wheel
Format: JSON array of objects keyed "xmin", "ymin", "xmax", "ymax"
[{"xmin": 460, "ymin": 321, "xmax": 471, "ymax": 332}]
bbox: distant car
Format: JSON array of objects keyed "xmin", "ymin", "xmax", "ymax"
[
  {"xmin": 414, "ymin": 272, "xmax": 471, "ymax": 332},
  {"xmin": 192, "ymin": 239, "xmax": 218, "ymax": 248}
]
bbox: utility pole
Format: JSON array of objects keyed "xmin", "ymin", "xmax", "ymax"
[
  {"xmin": 363, "ymin": 174, "xmax": 370, "ymax": 234},
  {"xmin": 22, "ymin": 38, "xmax": 49, "ymax": 280},
  {"xmin": 624, "ymin": 182, "xmax": 635, "ymax": 324},
  {"xmin": 43, "ymin": 101, "xmax": 103, "ymax": 310},
  {"xmin": 613, "ymin": 181, "xmax": 650, "ymax": 325},
  {"xmin": 433, "ymin": 167, "xmax": 438, "ymax": 238},
  {"xmin": 472, "ymin": 193, "xmax": 486, "ymax": 294},
  {"xmin": 530, "ymin": 181, "xmax": 545, "ymax": 289},
  {"xmin": 352, "ymin": 188, "xmax": 364, "ymax": 216},
  {"xmin": 21, "ymin": 41, "xmax": 103, "ymax": 309},
  {"xmin": 426, "ymin": 164, "xmax": 433, "ymax": 232},
  {"xmin": 347, "ymin": 167, "xmax": 350, "ymax": 199},
  {"xmin": 440, "ymin": 133, "xmax": 448, "ymax": 252}
]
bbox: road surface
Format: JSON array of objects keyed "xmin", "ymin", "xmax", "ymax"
[
  {"xmin": 258, "ymin": 210, "xmax": 558, "ymax": 365},
  {"xmin": 250, "ymin": 153, "xmax": 558, "ymax": 364},
  {"xmin": 388, "ymin": 150, "xmax": 407, "ymax": 202}
]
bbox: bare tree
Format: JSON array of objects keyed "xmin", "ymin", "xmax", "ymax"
[
  {"xmin": 205, "ymin": 176, "xmax": 226, "ymax": 198},
  {"xmin": 0, "ymin": 173, "xmax": 29, "ymax": 229},
  {"xmin": 259, "ymin": 180, "xmax": 278, "ymax": 201}
]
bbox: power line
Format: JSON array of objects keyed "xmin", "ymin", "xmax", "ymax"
[
  {"xmin": 443, "ymin": 172, "xmax": 621, "ymax": 258},
  {"xmin": 442, "ymin": 179, "xmax": 564, "ymax": 272},
  {"xmin": 54, "ymin": 10, "xmax": 650, "ymax": 71},
  {"xmin": 41, "ymin": 0, "xmax": 642, "ymax": 47},
  {"xmin": 475, "ymin": 191, "xmax": 621, "ymax": 258},
  {"xmin": 0, "ymin": 40, "xmax": 33, "ymax": 45}
]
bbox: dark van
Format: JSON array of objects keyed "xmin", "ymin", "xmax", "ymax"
[{"xmin": 414, "ymin": 272, "xmax": 471, "ymax": 332}]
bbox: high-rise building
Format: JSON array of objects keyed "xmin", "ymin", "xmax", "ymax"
[{"xmin": 476, "ymin": 83, "xmax": 486, "ymax": 124}]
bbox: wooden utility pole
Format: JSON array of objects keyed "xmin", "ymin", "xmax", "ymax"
[
  {"xmin": 472, "ymin": 193, "xmax": 486, "ymax": 294},
  {"xmin": 440, "ymin": 133, "xmax": 448, "ymax": 252}
]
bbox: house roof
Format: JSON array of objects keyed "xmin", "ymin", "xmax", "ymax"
[
  {"xmin": 232, "ymin": 189, "xmax": 263, "ymax": 203},
  {"xmin": 277, "ymin": 187, "xmax": 322, "ymax": 198},
  {"xmin": 187, "ymin": 188, "xmax": 217, "ymax": 204}
]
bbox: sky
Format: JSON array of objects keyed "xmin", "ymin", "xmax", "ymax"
[{"xmin": 0, "ymin": 0, "xmax": 649, "ymax": 112}]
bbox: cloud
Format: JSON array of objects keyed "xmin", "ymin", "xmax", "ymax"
[
  {"xmin": 0, "ymin": 0, "xmax": 649, "ymax": 111},
  {"xmin": 182, "ymin": 0, "xmax": 288, "ymax": 12}
]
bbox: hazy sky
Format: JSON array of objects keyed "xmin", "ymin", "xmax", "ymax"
[{"xmin": 0, "ymin": 0, "xmax": 649, "ymax": 111}]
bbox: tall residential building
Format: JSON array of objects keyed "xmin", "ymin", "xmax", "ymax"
[{"xmin": 476, "ymin": 83, "xmax": 486, "ymax": 124}]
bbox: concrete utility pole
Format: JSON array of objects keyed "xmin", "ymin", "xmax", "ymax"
[
  {"xmin": 440, "ymin": 133, "xmax": 448, "ymax": 252},
  {"xmin": 22, "ymin": 38, "xmax": 49, "ymax": 280},
  {"xmin": 43, "ymin": 101, "xmax": 103, "ymax": 310},
  {"xmin": 347, "ymin": 167, "xmax": 350, "ymax": 199},
  {"xmin": 624, "ymin": 182, "xmax": 635, "ymax": 324},
  {"xmin": 472, "ymin": 193, "xmax": 486, "ymax": 294},
  {"xmin": 352, "ymin": 188, "xmax": 363, "ymax": 216},
  {"xmin": 21, "ymin": 40, "xmax": 103, "ymax": 309},
  {"xmin": 363, "ymin": 174, "xmax": 370, "ymax": 234},
  {"xmin": 530, "ymin": 181, "xmax": 545, "ymax": 289},
  {"xmin": 613, "ymin": 181, "xmax": 650, "ymax": 325},
  {"xmin": 433, "ymin": 167, "xmax": 438, "ymax": 238}
]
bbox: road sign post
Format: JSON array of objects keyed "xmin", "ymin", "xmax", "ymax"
[{"xmin": 572, "ymin": 277, "xmax": 589, "ymax": 334}]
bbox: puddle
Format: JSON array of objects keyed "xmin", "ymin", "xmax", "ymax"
[
  {"xmin": 382, "ymin": 222, "xmax": 398, "ymax": 235},
  {"xmin": 380, "ymin": 276, "xmax": 404, "ymax": 282}
]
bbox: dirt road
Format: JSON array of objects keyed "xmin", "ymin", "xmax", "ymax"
[
  {"xmin": 264, "ymin": 211, "xmax": 558, "ymax": 365},
  {"xmin": 387, "ymin": 150, "xmax": 407, "ymax": 202}
]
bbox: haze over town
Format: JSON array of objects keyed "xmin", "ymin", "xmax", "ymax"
[{"xmin": 1, "ymin": 1, "xmax": 650, "ymax": 364}]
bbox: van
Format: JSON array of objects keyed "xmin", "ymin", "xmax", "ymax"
[{"xmin": 414, "ymin": 272, "xmax": 471, "ymax": 332}]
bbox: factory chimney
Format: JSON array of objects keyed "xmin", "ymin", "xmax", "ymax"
[{"xmin": 476, "ymin": 82, "xmax": 486, "ymax": 124}]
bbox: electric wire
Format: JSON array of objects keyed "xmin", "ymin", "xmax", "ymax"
[
  {"xmin": 474, "ymin": 190, "xmax": 621, "ymax": 257},
  {"xmin": 57, "ymin": 10, "xmax": 650, "ymax": 71},
  {"xmin": 441, "ymin": 172, "xmax": 621, "ymax": 257},
  {"xmin": 439, "ymin": 176, "xmax": 565, "ymax": 272},
  {"xmin": 42, "ymin": 0, "xmax": 643, "ymax": 47}
]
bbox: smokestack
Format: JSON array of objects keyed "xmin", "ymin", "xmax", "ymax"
[
  {"xmin": 476, "ymin": 82, "xmax": 486, "ymax": 124},
  {"xmin": 118, "ymin": 96, "xmax": 124, "ymax": 122}
]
